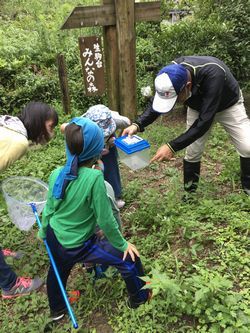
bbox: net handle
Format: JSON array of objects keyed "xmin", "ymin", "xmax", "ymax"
[{"xmin": 30, "ymin": 203, "xmax": 78, "ymax": 329}]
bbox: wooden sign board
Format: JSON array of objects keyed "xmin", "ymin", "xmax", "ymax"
[
  {"xmin": 78, "ymin": 36, "xmax": 105, "ymax": 96},
  {"xmin": 61, "ymin": 2, "xmax": 161, "ymax": 29}
]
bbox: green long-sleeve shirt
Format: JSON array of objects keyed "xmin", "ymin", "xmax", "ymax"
[{"xmin": 38, "ymin": 166, "xmax": 127, "ymax": 252}]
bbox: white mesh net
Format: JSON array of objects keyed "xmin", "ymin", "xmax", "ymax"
[{"xmin": 2, "ymin": 177, "xmax": 48, "ymax": 231}]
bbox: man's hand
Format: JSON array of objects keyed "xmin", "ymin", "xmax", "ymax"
[
  {"xmin": 122, "ymin": 124, "xmax": 138, "ymax": 137},
  {"xmin": 123, "ymin": 242, "xmax": 140, "ymax": 262},
  {"xmin": 150, "ymin": 144, "xmax": 174, "ymax": 162}
]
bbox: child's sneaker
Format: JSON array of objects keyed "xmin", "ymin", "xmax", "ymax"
[
  {"xmin": 43, "ymin": 308, "xmax": 67, "ymax": 332},
  {"xmin": 2, "ymin": 248, "xmax": 24, "ymax": 259},
  {"xmin": 50, "ymin": 307, "xmax": 67, "ymax": 321},
  {"xmin": 2, "ymin": 276, "xmax": 43, "ymax": 299},
  {"xmin": 127, "ymin": 289, "xmax": 153, "ymax": 309},
  {"xmin": 116, "ymin": 199, "xmax": 125, "ymax": 209}
]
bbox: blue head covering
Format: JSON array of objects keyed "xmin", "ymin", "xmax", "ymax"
[{"xmin": 53, "ymin": 117, "xmax": 104, "ymax": 199}]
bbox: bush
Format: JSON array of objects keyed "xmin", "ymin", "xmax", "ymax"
[
  {"xmin": 0, "ymin": 0, "xmax": 249, "ymax": 114},
  {"xmin": 135, "ymin": 0, "xmax": 249, "ymax": 110},
  {"xmin": 0, "ymin": 0, "xmax": 103, "ymax": 114}
]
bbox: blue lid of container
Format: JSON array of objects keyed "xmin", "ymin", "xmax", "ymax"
[{"xmin": 114, "ymin": 135, "xmax": 150, "ymax": 154}]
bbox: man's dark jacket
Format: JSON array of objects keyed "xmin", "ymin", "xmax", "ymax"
[{"xmin": 135, "ymin": 56, "xmax": 240, "ymax": 152}]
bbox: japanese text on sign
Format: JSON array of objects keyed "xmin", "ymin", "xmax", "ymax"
[{"xmin": 79, "ymin": 36, "xmax": 105, "ymax": 96}]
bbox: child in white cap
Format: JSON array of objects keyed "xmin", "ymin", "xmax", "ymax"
[
  {"xmin": 61, "ymin": 104, "xmax": 131, "ymax": 209},
  {"xmin": 83, "ymin": 104, "xmax": 131, "ymax": 209}
]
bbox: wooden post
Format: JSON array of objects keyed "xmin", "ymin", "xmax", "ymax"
[
  {"xmin": 115, "ymin": 0, "xmax": 136, "ymax": 118},
  {"xmin": 61, "ymin": 1, "xmax": 161, "ymax": 118},
  {"xmin": 102, "ymin": 0, "xmax": 120, "ymax": 112},
  {"xmin": 57, "ymin": 54, "xmax": 70, "ymax": 114}
]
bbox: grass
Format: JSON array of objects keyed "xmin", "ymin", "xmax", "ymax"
[{"xmin": 0, "ymin": 110, "xmax": 249, "ymax": 333}]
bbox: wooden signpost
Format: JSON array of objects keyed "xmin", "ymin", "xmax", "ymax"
[
  {"xmin": 79, "ymin": 36, "xmax": 105, "ymax": 96},
  {"xmin": 61, "ymin": 0, "xmax": 161, "ymax": 119}
]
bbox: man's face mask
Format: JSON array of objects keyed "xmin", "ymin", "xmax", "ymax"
[
  {"xmin": 185, "ymin": 87, "xmax": 192, "ymax": 101},
  {"xmin": 177, "ymin": 84, "xmax": 192, "ymax": 103}
]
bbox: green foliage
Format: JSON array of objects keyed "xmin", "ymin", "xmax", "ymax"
[
  {"xmin": 158, "ymin": 14, "xmax": 229, "ymax": 60},
  {"xmin": 1, "ymin": 0, "xmax": 249, "ymax": 114},
  {"xmin": 0, "ymin": 1, "xmax": 250, "ymax": 332},
  {"xmin": 135, "ymin": 0, "xmax": 249, "ymax": 103},
  {"xmin": 215, "ymin": 0, "xmax": 250, "ymax": 81},
  {"xmin": 115, "ymin": 121, "xmax": 249, "ymax": 333},
  {"xmin": 0, "ymin": 113, "xmax": 250, "ymax": 332},
  {"xmin": 0, "ymin": 0, "xmax": 104, "ymax": 113}
]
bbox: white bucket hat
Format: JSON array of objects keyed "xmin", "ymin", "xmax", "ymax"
[{"xmin": 84, "ymin": 104, "xmax": 117, "ymax": 138}]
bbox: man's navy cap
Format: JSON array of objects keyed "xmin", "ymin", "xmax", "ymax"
[{"xmin": 153, "ymin": 64, "xmax": 188, "ymax": 113}]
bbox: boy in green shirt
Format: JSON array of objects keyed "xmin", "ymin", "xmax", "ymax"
[{"xmin": 39, "ymin": 117, "xmax": 151, "ymax": 321}]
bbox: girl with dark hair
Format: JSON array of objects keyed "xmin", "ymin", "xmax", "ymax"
[
  {"xmin": 19, "ymin": 101, "xmax": 58, "ymax": 144},
  {"xmin": 39, "ymin": 117, "xmax": 151, "ymax": 322},
  {"xmin": 0, "ymin": 101, "xmax": 58, "ymax": 171},
  {"xmin": 0, "ymin": 101, "xmax": 58, "ymax": 299}
]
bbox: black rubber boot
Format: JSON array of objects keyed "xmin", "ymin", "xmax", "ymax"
[
  {"xmin": 183, "ymin": 159, "xmax": 201, "ymax": 193},
  {"xmin": 240, "ymin": 157, "xmax": 250, "ymax": 195}
]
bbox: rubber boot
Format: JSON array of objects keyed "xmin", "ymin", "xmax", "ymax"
[
  {"xmin": 240, "ymin": 157, "xmax": 250, "ymax": 195},
  {"xmin": 183, "ymin": 159, "xmax": 201, "ymax": 193}
]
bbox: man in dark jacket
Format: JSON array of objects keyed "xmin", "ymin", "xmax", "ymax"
[{"xmin": 123, "ymin": 56, "xmax": 250, "ymax": 195}]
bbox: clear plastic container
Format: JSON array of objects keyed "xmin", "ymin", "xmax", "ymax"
[
  {"xmin": 115, "ymin": 135, "xmax": 150, "ymax": 170},
  {"xmin": 1, "ymin": 177, "xmax": 48, "ymax": 231}
]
